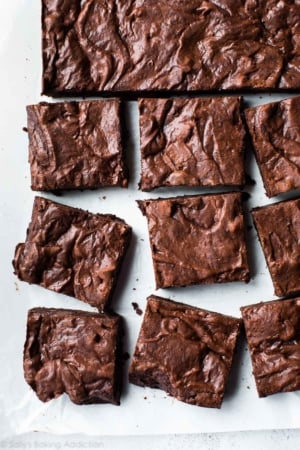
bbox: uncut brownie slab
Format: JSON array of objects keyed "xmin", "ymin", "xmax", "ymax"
[
  {"xmin": 245, "ymin": 96, "xmax": 300, "ymax": 198},
  {"xmin": 252, "ymin": 198, "xmax": 300, "ymax": 297},
  {"xmin": 13, "ymin": 197, "xmax": 131, "ymax": 310},
  {"xmin": 27, "ymin": 100, "xmax": 128, "ymax": 191},
  {"xmin": 138, "ymin": 193, "xmax": 250, "ymax": 289},
  {"xmin": 241, "ymin": 298, "xmax": 300, "ymax": 397},
  {"xmin": 24, "ymin": 307, "xmax": 123, "ymax": 404},
  {"xmin": 42, "ymin": 0, "xmax": 300, "ymax": 95},
  {"xmin": 129, "ymin": 295, "xmax": 242, "ymax": 408},
  {"xmin": 139, "ymin": 97, "xmax": 245, "ymax": 191}
]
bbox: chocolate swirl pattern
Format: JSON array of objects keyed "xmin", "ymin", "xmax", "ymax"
[
  {"xmin": 129, "ymin": 296, "xmax": 242, "ymax": 408},
  {"xmin": 138, "ymin": 193, "xmax": 250, "ymax": 289},
  {"xmin": 139, "ymin": 97, "xmax": 245, "ymax": 191},
  {"xmin": 24, "ymin": 308, "xmax": 122, "ymax": 404},
  {"xmin": 27, "ymin": 100, "xmax": 128, "ymax": 191},
  {"xmin": 13, "ymin": 197, "xmax": 132, "ymax": 310},
  {"xmin": 42, "ymin": 0, "xmax": 300, "ymax": 94}
]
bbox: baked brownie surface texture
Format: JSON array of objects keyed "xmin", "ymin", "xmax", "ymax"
[
  {"xmin": 245, "ymin": 96, "xmax": 300, "ymax": 197},
  {"xmin": 27, "ymin": 100, "xmax": 128, "ymax": 191},
  {"xmin": 13, "ymin": 197, "xmax": 131, "ymax": 310},
  {"xmin": 24, "ymin": 307, "xmax": 122, "ymax": 404},
  {"xmin": 139, "ymin": 97, "xmax": 245, "ymax": 191},
  {"xmin": 138, "ymin": 193, "xmax": 250, "ymax": 289},
  {"xmin": 42, "ymin": 0, "xmax": 300, "ymax": 94},
  {"xmin": 252, "ymin": 198, "xmax": 300, "ymax": 297},
  {"xmin": 129, "ymin": 295, "xmax": 242, "ymax": 408},
  {"xmin": 241, "ymin": 298, "xmax": 300, "ymax": 397}
]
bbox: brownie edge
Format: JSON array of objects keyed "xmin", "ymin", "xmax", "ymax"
[
  {"xmin": 23, "ymin": 307, "xmax": 123, "ymax": 405},
  {"xmin": 129, "ymin": 295, "xmax": 242, "ymax": 408}
]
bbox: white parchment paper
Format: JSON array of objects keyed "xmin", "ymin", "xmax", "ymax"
[{"xmin": 1, "ymin": 0, "xmax": 300, "ymax": 439}]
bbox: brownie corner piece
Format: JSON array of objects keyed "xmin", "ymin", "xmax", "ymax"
[
  {"xmin": 245, "ymin": 96, "xmax": 300, "ymax": 198},
  {"xmin": 24, "ymin": 307, "xmax": 123, "ymax": 405},
  {"xmin": 129, "ymin": 295, "xmax": 242, "ymax": 408},
  {"xmin": 138, "ymin": 97, "xmax": 245, "ymax": 191},
  {"xmin": 138, "ymin": 192, "xmax": 250, "ymax": 289},
  {"xmin": 241, "ymin": 298, "xmax": 300, "ymax": 397},
  {"xmin": 13, "ymin": 196, "xmax": 131, "ymax": 310},
  {"xmin": 251, "ymin": 198, "xmax": 300, "ymax": 297},
  {"xmin": 26, "ymin": 99, "xmax": 128, "ymax": 191}
]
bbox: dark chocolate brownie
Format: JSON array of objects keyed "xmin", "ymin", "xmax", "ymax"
[
  {"xmin": 245, "ymin": 96, "xmax": 300, "ymax": 197},
  {"xmin": 24, "ymin": 307, "xmax": 123, "ymax": 404},
  {"xmin": 241, "ymin": 298, "xmax": 300, "ymax": 397},
  {"xmin": 138, "ymin": 193, "xmax": 250, "ymax": 289},
  {"xmin": 129, "ymin": 295, "xmax": 242, "ymax": 408},
  {"xmin": 13, "ymin": 197, "xmax": 131, "ymax": 310},
  {"xmin": 252, "ymin": 198, "xmax": 300, "ymax": 297},
  {"xmin": 27, "ymin": 100, "xmax": 128, "ymax": 191},
  {"xmin": 138, "ymin": 97, "xmax": 245, "ymax": 191},
  {"xmin": 42, "ymin": 0, "xmax": 300, "ymax": 95}
]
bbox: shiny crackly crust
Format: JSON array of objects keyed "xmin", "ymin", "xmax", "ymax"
[
  {"xmin": 241, "ymin": 298, "xmax": 300, "ymax": 397},
  {"xmin": 24, "ymin": 308, "xmax": 123, "ymax": 404},
  {"xmin": 42, "ymin": 0, "xmax": 300, "ymax": 95},
  {"xmin": 27, "ymin": 100, "xmax": 128, "ymax": 191},
  {"xmin": 252, "ymin": 198, "xmax": 300, "ymax": 297},
  {"xmin": 138, "ymin": 193, "xmax": 250, "ymax": 289},
  {"xmin": 13, "ymin": 197, "xmax": 131, "ymax": 310},
  {"xmin": 245, "ymin": 96, "xmax": 300, "ymax": 198},
  {"xmin": 138, "ymin": 97, "xmax": 245, "ymax": 191},
  {"xmin": 129, "ymin": 295, "xmax": 242, "ymax": 408}
]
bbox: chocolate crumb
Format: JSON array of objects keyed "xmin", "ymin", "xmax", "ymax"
[
  {"xmin": 22, "ymin": 127, "xmax": 28, "ymax": 132},
  {"xmin": 132, "ymin": 302, "xmax": 143, "ymax": 316}
]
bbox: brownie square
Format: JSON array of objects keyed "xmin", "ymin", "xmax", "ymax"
[
  {"xmin": 138, "ymin": 97, "xmax": 245, "ymax": 191},
  {"xmin": 42, "ymin": 1, "xmax": 300, "ymax": 94},
  {"xmin": 138, "ymin": 193, "xmax": 250, "ymax": 289},
  {"xmin": 129, "ymin": 295, "xmax": 242, "ymax": 408},
  {"xmin": 241, "ymin": 298, "xmax": 300, "ymax": 397},
  {"xmin": 245, "ymin": 96, "xmax": 300, "ymax": 197},
  {"xmin": 23, "ymin": 307, "xmax": 123, "ymax": 405},
  {"xmin": 13, "ymin": 197, "xmax": 131, "ymax": 310},
  {"xmin": 27, "ymin": 100, "xmax": 128, "ymax": 191},
  {"xmin": 252, "ymin": 198, "xmax": 300, "ymax": 297}
]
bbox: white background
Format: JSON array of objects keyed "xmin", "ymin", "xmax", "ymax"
[{"xmin": 1, "ymin": 1, "xmax": 300, "ymax": 448}]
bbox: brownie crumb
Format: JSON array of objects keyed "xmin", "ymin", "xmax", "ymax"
[
  {"xmin": 132, "ymin": 302, "xmax": 143, "ymax": 316},
  {"xmin": 22, "ymin": 127, "xmax": 28, "ymax": 132}
]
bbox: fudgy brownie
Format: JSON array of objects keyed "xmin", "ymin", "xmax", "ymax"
[
  {"xmin": 138, "ymin": 193, "xmax": 250, "ymax": 289},
  {"xmin": 129, "ymin": 295, "xmax": 242, "ymax": 408},
  {"xmin": 42, "ymin": 0, "xmax": 300, "ymax": 95},
  {"xmin": 252, "ymin": 198, "xmax": 300, "ymax": 297},
  {"xmin": 241, "ymin": 298, "xmax": 300, "ymax": 397},
  {"xmin": 138, "ymin": 97, "xmax": 245, "ymax": 191},
  {"xmin": 24, "ymin": 307, "xmax": 123, "ymax": 404},
  {"xmin": 27, "ymin": 100, "xmax": 128, "ymax": 191},
  {"xmin": 13, "ymin": 197, "xmax": 131, "ymax": 310},
  {"xmin": 245, "ymin": 96, "xmax": 300, "ymax": 197}
]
